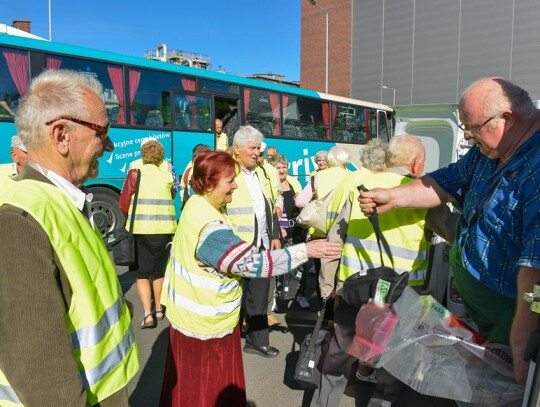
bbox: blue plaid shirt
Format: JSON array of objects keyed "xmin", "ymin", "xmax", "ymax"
[{"xmin": 430, "ymin": 130, "xmax": 540, "ymax": 298}]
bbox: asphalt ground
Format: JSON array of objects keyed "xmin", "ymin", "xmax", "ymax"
[{"xmin": 117, "ymin": 264, "xmax": 458, "ymax": 407}]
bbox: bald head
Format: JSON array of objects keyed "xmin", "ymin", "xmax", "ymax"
[
  {"xmin": 460, "ymin": 77, "xmax": 536, "ymax": 122},
  {"xmin": 387, "ymin": 135, "xmax": 425, "ymax": 178}
]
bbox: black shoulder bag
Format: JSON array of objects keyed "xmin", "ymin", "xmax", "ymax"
[
  {"xmin": 106, "ymin": 169, "xmax": 141, "ymax": 267},
  {"xmin": 341, "ymin": 185, "xmax": 409, "ymax": 308},
  {"xmin": 294, "ymin": 300, "xmax": 332, "ymax": 389}
]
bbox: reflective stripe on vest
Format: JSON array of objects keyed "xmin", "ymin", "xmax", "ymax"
[
  {"xmin": 0, "ymin": 177, "xmax": 139, "ymax": 406},
  {"xmin": 226, "ymin": 166, "xmax": 273, "ymax": 244},
  {"xmin": 337, "ymin": 171, "xmax": 430, "ymax": 287},
  {"xmin": 162, "ymin": 195, "xmax": 243, "ymax": 336},
  {"xmin": 126, "ymin": 165, "xmax": 176, "ymax": 234}
]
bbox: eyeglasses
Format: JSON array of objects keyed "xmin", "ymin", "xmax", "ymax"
[
  {"xmin": 45, "ymin": 116, "xmax": 110, "ymax": 141},
  {"xmin": 458, "ymin": 114, "xmax": 500, "ymax": 138}
]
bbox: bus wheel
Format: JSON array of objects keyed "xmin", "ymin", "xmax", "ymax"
[{"xmin": 90, "ymin": 187, "xmax": 125, "ymax": 237}]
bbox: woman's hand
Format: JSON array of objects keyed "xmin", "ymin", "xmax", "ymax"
[{"xmin": 306, "ymin": 240, "xmax": 342, "ymax": 259}]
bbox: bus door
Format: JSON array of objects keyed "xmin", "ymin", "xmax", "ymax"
[
  {"xmin": 214, "ymin": 96, "xmax": 240, "ymax": 147},
  {"xmin": 170, "ymin": 88, "xmax": 214, "ymax": 173}
]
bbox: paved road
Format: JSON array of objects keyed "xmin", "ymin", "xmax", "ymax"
[
  {"xmin": 117, "ymin": 266, "xmax": 361, "ymax": 407},
  {"xmin": 118, "ymin": 264, "xmax": 461, "ymax": 407}
]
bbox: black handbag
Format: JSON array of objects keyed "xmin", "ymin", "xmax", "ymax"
[
  {"xmin": 106, "ymin": 170, "xmax": 141, "ymax": 267},
  {"xmin": 294, "ymin": 301, "xmax": 331, "ymax": 389},
  {"xmin": 275, "ymin": 271, "xmax": 301, "ymax": 301},
  {"xmin": 341, "ymin": 185, "xmax": 409, "ymax": 308}
]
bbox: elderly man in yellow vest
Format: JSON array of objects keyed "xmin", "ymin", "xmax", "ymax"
[
  {"xmin": 0, "ymin": 70, "xmax": 139, "ymax": 406},
  {"xmin": 311, "ymin": 135, "xmax": 455, "ymax": 407},
  {"xmin": 0, "ymin": 135, "xmax": 28, "ymax": 179},
  {"xmin": 226, "ymin": 125, "xmax": 282, "ymax": 357}
]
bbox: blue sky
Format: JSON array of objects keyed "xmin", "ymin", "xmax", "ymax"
[{"xmin": 0, "ymin": 0, "xmax": 301, "ymax": 81}]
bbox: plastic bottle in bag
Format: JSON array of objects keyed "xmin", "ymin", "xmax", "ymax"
[{"xmin": 348, "ymin": 279, "xmax": 400, "ymax": 364}]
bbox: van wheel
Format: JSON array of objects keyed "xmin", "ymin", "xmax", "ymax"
[{"xmin": 89, "ymin": 187, "xmax": 125, "ymax": 237}]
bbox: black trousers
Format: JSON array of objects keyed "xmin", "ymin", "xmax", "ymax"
[{"xmin": 241, "ymin": 277, "xmax": 271, "ymax": 347}]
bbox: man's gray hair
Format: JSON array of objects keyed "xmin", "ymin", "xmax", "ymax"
[
  {"xmin": 326, "ymin": 146, "xmax": 350, "ymax": 168},
  {"xmin": 359, "ymin": 139, "xmax": 388, "ymax": 172},
  {"xmin": 232, "ymin": 125, "xmax": 264, "ymax": 147},
  {"xmin": 387, "ymin": 134, "xmax": 424, "ymax": 168},
  {"xmin": 15, "ymin": 69, "xmax": 103, "ymax": 150}
]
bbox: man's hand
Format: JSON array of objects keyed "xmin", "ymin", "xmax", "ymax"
[
  {"xmin": 271, "ymin": 238, "xmax": 282, "ymax": 250},
  {"xmin": 358, "ymin": 188, "xmax": 394, "ymax": 216}
]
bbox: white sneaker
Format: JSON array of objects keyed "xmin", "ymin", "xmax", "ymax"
[{"xmin": 296, "ymin": 295, "xmax": 310, "ymax": 309}]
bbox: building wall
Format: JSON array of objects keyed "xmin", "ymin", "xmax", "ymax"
[
  {"xmin": 301, "ymin": 0, "xmax": 352, "ymax": 97},
  {"xmin": 302, "ymin": 0, "xmax": 540, "ymax": 104},
  {"xmin": 351, "ymin": 0, "xmax": 540, "ymax": 104}
]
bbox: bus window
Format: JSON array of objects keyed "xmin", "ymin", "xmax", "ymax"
[
  {"xmin": 377, "ymin": 110, "xmax": 390, "ymax": 142},
  {"xmin": 333, "ymin": 104, "xmax": 368, "ymax": 144},
  {"xmin": 129, "ymin": 69, "xmax": 200, "ymax": 128},
  {"xmin": 283, "ymin": 95, "xmax": 327, "ymax": 140},
  {"xmin": 44, "ymin": 54, "xmax": 124, "ymax": 126},
  {"xmin": 0, "ymin": 47, "xmax": 29, "ymax": 118},
  {"xmin": 173, "ymin": 93, "xmax": 212, "ymax": 132},
  {"xmin": 243, "ymin": 87, "xmax": 281, "ymax": 136}
]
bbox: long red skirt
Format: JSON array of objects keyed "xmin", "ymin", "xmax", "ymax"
[{"xmin": 159, "ymin": 324, "xmax": 246, "ymax": 407}]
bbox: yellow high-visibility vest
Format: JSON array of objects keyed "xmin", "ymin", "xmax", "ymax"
[
  {"xmin": 326, "ymin": 168, "xmax": 373, "ymax": 232},
  {"xmin": 338, "ymin": 171, "xmax": 430, "ymax": 287},
  {"xmin": 308, "ymin": 166, "xmax": 350, "ymax": 237},
  {"xmin": 0, "ymin": 177, "xmax": 139, "ymax": 406},
  {"xmin": 126, "ymin": 165, "xmax": 176, "ymax": 234},
  {"xmin": 161, "ymin": 194, "xmax": 243, "ymax": 337}
]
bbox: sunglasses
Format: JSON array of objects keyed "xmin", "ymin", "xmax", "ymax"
[{"xmin": 45, "ymin": 116, "xmax": 110, "ymax": 141}]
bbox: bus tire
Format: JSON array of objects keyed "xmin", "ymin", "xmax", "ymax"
[{"xmin": 89, "ymin": 186, "xmax": 125, "ymax": 237}]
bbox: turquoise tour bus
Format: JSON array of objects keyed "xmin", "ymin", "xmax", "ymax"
[{"xmin": 0, "ymin": 33, "xmax": 393, "ymax": 235}]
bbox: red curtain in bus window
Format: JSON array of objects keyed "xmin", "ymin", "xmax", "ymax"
[
  {"xmin": 364, "ymin": 109, "xmax": 371, "ymax": 141},
  {"xmin": 2, "ymin": 50, "xmax": 29, "ymax": 96},
  {"xmin": 107, "ymin": 66, "xmax": 125, "ymax": 124},
  {"xmin": 322, "ymin": 102, "xmax": 331, "ymax": 139},
  {"xmin": 282, "ymin": 95, "xmax": 288, "ymax": 119},
  {"xmin": 243, "ymin": 89, "xmax": 250, "ymax": 121},
  {"xmin": 128, "ymin": 69, "xmax": 141, "ymax": 124},
  {"xmin": 46, "ymin": 57, "xmax": 62, "ymax": 70},
  {"xmin": 181, "ymin": 78, "xmax": 197, "ymax": 128},
  {"xmin": 269, "ymin": 93, "xmax": 280, "ymax": 135}
]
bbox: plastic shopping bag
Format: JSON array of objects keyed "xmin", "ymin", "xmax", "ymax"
[
  {"xmin": 349, "ymin": 300, "xmax": 399, "ymax": 364},
  {"xmin": 373, "ymin": 287, "xmax": 523, "ymax": 405}
]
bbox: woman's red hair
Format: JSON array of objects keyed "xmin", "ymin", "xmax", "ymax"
[{"xmin": 191, "ymin": 151, "xmax": 238, "ymax": 194}]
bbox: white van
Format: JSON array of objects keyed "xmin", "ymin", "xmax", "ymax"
[{"xmin": 393, "ymin": 104, "xmax": 472, "ymax": 317}]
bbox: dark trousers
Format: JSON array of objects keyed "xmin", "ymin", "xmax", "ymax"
[
  {"xmin": 242, "ymin": 277, "xmax": 271, "ymax": 347},
  {"xmin": 310, "ymin": 296, "xmax": 357, "ymax": 407}
]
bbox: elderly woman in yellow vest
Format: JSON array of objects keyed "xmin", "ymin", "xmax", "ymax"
[
  {"xmin": 159, "ymin": 150, "xmax": 342, "ymax": 407},
  {"xmin": 119, "ymin": 139, "xmax": 176, "ymax": 329}
]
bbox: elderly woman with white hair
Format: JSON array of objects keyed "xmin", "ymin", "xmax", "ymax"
[{"xmin": 295, "ymin": 145, "xmax": 351, "ymax": 210}]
